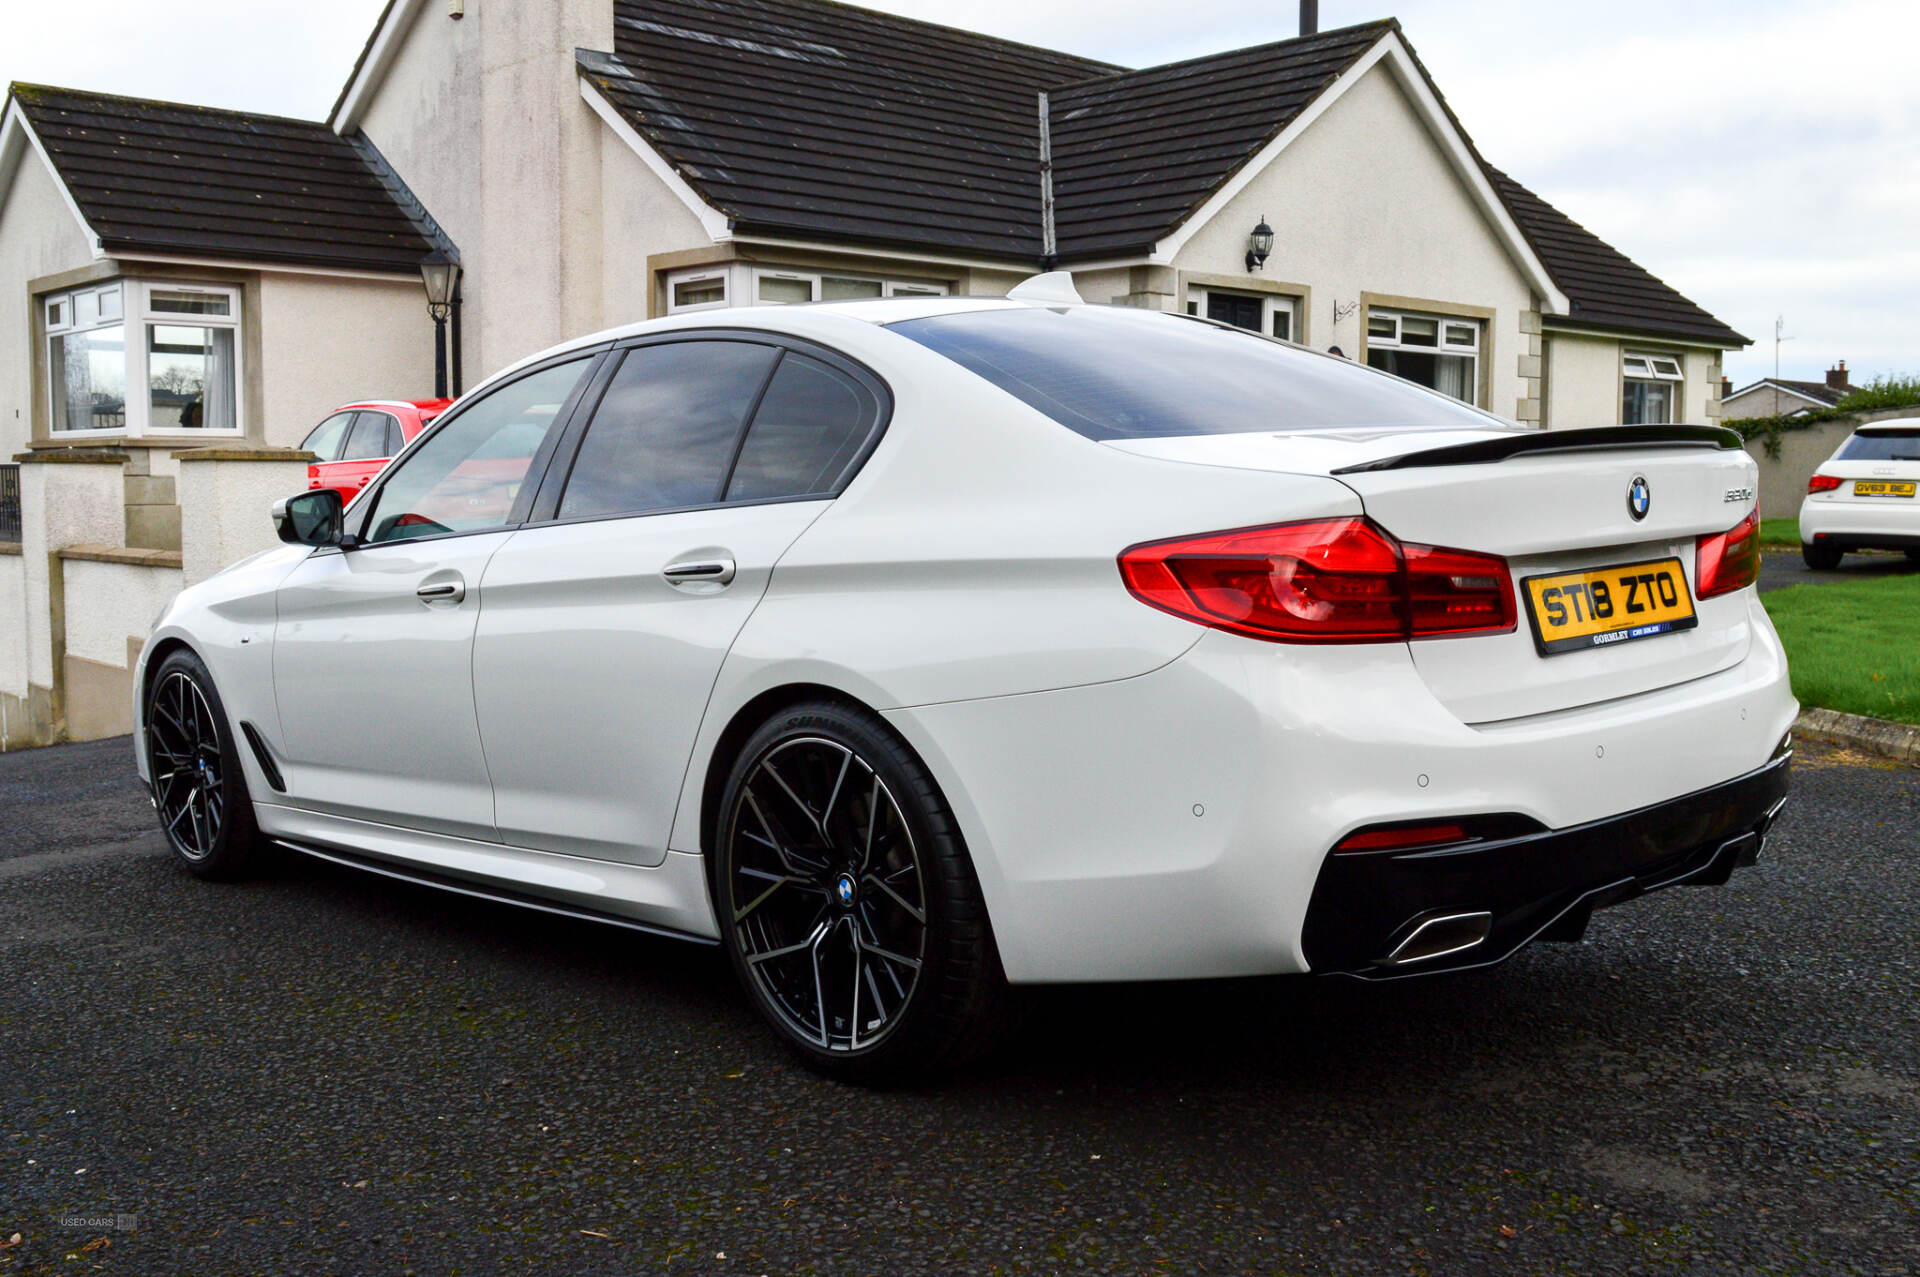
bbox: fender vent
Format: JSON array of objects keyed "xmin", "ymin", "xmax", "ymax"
[{"xmin": 238, "ymin": 721, "xmax": 286, "ymax": 793}]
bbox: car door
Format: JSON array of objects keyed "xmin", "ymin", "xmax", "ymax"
[
  {"xmin": 473, "ymin": 335, "xmax": 888, "ymax": 865},
  {"xmin": 302, "ymin": 411, "xmax": 357, "ymax": 500},
  {"xmin": 271, "ymin": 354, "xmax": 600, "ymax": 840},
  {"xmin": 332, "ymin": 411, "xmax": 401, "ymax": 507}
]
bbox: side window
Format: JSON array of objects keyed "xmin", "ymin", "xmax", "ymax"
[
  {"xmin": 386, "ymin": 417, "xmax": 407, "ymax": 456},
  {"xmin": 557, "ymin": 340, "xmax": 778, "ymax": 520},
  {"xmin": 301, "ymin": 412, "xmax": 356, "ymax": 462},
  {"xmin": 726, "ymin": 353, "xmax": 878, "ymax": 502},
  {"xmin": 364, "ymin": 358, "xmax": 591, "ymax": 544},
  {"xmin": 339, "ymin": 412, "xmax": 393, "ymax": 461}
]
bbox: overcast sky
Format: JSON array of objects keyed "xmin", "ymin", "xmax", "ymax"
[{"xmin": 7, "ymin": 0, "xmax": 1914, "ymax": 389}]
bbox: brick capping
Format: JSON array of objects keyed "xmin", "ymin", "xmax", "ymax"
[
  {"xmin": 0, "ymin": 541, "xmax": 21, "ymax": 556},
  {"xmin": 58, "ymin": 543, "xmax": 184, "ymax": 569},
  {"xmin": 173, "ymin": 447, "xmax": 318, "ymax": 463},
  {"xmin": 13, "ymin": 449, "xmax": 129, "ymax": 464}
]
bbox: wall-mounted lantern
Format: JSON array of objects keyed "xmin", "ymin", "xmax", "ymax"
[
  {"xmin": 419, "ymin": 249, "xmax": 462, "ymax": 399},
  {"xmin": 1246, "ymin": 216, "xmax": 1275, "ymax": 273}
]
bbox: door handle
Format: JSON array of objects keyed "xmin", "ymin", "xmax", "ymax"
[
  {"xmin": 416, "ymin": 579, "xmax": 466, "ymax": 604},
  {"xmin": 663, "ymin": 557, "xmax": 736, "ymax": 587}
]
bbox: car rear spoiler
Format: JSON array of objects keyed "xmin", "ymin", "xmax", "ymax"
[{"xmin": 1331, "ymin": 424, "xmax": 1744, "ymax": 475}]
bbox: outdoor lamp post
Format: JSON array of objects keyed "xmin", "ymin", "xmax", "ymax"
[
  {"xmin": 1246, "ymin": 216, "xmax": 1275, "ymax": 273},
  {"xmin": 420, "ymin": 250, "xmax": 461, "ymax": 399}
]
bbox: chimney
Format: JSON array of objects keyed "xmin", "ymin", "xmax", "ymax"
[
  {"xmin": 1826, "ymin": 360, "xmax": 1849, "ymax": 391},
  {"xmin": 1721, "ymin": 376, "xmax": 1731, "ymax": 399},
  {"xmin": 1300, "ymin": 0, "xmax": 1318, "ymax": 36}
]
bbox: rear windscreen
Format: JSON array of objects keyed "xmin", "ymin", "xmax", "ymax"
[
  {"xmin": 1839, "ymin": 430, "xmax": 1920, "ymax": 461},
  {"xmin": 889, "ymin": 305, "xmax": 1501, "ymax": 441}
]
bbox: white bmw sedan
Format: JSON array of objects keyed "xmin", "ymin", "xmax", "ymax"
[
  {"xmin": 1798, "ymin": 420, "xmax": 1920, "ymax": 569},
  {"xmin": 135, "ymin": 278, "xmax": 1794, "ymax": 1082}
]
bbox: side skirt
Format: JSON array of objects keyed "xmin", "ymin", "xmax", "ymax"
[{"xmin": 275, "ymin": 839, "xmax": 717, "ymax": 945}]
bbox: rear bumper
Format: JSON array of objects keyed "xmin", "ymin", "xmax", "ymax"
[
  {"xmin": 1301, "ymin": 747, "xmax": 1792, "ymax": 977},
  {"xmin": 1799, "ymin": 496, "xmax": 1920, "ymax": 548}
]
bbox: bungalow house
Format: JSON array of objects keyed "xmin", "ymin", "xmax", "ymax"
[
  {"xmin": 0, "ymin": 0, "xmax": 1748, "ymax": 746},
  {"xmin": 1722, "ymin": 362, "xmax": 1854, "ymax": 420}
]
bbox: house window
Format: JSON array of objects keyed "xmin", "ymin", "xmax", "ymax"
[
  {"xmin": 1186, "ymin": 286, "xmax": 1295, "ymax": 341},
  {"xmin": 47, "ymin": 284, "xmax": 128, "ymax": 433},
  {"xmin": 665, "ymin": 267, "xmax": 948, "ymax": 314},
  {"xmin": 1365, "ymin": 308, "xmax": 1480, "ymax": 405},
  {"xmin": 44, "ymin": 280, "xmax": 243, "ymax": 437},
  {"xmin": 1622, "ymin": 352, "xmax": 1683, "ymax": 425},
  {"xmin": 144, "ymin": 287, "xmax": 239, "ymax": 431}
]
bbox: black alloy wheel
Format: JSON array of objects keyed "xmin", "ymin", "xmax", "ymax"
[
  {"xmin": 714, "ymin": 701, "xmax": 1011, "ymax": 1083},
  {"xmin": 145, "ymin": 648, "xmax": 263, "ymax": 879}
]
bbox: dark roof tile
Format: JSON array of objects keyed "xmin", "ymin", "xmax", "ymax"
[
  {"xmin": 1049, "ymin": 22, "xmax": 1392, "ymax": 260},
  {"xmin": 1483, "ymin": 165, "xmax": 1747, "ymax": 346},
  {"xmin": 10, "ymin": 83, "xmax": 439, "ymax": 273}
]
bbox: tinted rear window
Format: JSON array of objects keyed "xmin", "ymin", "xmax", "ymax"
[
  {"xmin": 1838, "ymin": 430, "xmax": 1920, "ymax": 461},
  {"xmin": 890, "ymin": 306, "xmax": 1500, "ymax": 440}
]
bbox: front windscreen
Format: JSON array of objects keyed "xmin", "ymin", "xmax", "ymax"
[
  {"xmin": 889, "ymin": 305, "xmax": 1504, "ymax": 441},
  {"xmin": 1839, "ymin": 429, "xmax": 1920, "ymax": 461}
]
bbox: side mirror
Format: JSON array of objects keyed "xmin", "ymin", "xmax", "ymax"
[{"xmin": 272, "ymin": 489, "xmax": 345, "ymax": 546}]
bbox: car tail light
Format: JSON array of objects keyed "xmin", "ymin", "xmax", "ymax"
[
  {"xmin": 1118, "ymin": 517, "xmax": 1516, "ymax": 644},
  {"xmin": 1696, "ymin": 504, "xmax": 1761, "ymax": 598},
  {"xmin": 1806, "ymin": 474, "xmax": 1842, "ymax": 494}
]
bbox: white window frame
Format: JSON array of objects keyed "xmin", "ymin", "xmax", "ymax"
[
  {"xmin": 1185, "ymin": 286, "xmax": 1297, "ymax": 342},
  {"xmin": 665, "ymin": 266, "xmax": 950, "ymax": 315},
  {"xmin": 1365, "ymin": 307, "xmax": 1481, "ymax": 406},
  {"xmin": 44, "ymin": 282, "xmax": 129, "ymax": 439},
  {"xmin": 666, "ymin": 270, "xmax": 731, "ymax": 314},
  {"xmin": 43, "ymin": 279, "xmax": 245, "ymax": 439},
  {"xmin": 1623, "ymin": 350, "xmax": 1684, "ymax": 425}
]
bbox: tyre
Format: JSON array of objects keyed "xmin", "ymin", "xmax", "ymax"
[
  {"xmin": 144, "ymin": 648, "xmax": 265, "ymax": 879},
  {"xmin": 1801, "ymin": 542, "xmax": 1843, "ymax": 570},
  {"xmin": 712, "ymin": 700, "xmax": 1011, "ymax": 1084}
]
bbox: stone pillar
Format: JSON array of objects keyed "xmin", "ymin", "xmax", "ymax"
[
  {"xmin": 10, "ymin": 449, "xmax": 129, "ymax": 744},
  {"xmin": 175, "ymin": 448, "xmax": 314, "ymax": 587}
]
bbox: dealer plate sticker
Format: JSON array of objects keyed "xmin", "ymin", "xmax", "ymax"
[
  {"xmin": 1522, "ymin": 557, "xmax": 1698, "ymax": 656},
  {"xmin": 1853, "ymin": 480, "xmax": 1916, "ymax": 498}
]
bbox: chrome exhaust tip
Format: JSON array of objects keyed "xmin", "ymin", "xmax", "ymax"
[{"xmin": 1378, "ymin": 910, "xmax": 1493, "ymax": 967}]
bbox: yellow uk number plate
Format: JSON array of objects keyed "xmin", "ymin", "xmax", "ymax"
[
  {"xmin": 1522, "ymin": 557, "xmax": 1698, "ymax": 656},
  {"xmin": 1854, "ymin": 480, "xmax": 1916, "ymax": 498}
]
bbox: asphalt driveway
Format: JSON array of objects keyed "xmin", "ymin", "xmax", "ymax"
[
  {"xmin": 2, "ymin": 736, "xmax": 1916, "ymax": 1275},
  {"xmin": 1760, "ymin": 548, "xmax": 1919, "ymax": 593}
]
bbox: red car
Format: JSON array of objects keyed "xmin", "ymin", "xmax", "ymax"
[{"xmin": 298, "ymin": 399, "xmax": 452, "ymax": 506}]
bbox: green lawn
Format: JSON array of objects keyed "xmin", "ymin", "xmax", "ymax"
[
  {"xmin": 1758, "ymin": 517, "xmax": 1801, "ymax": 549},
  {"xmin": 1762, "ymin": 573, "xmax": 1920, "ymax": 725}
]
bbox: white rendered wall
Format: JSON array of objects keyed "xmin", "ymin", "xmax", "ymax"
[
  {"xmin": 178, "ymin": 458, "xmax": 309, "ymax": 586},
  {"xmin": 0, "ymin": 552, "xmax": 25, "ymax": 700},
  {"xmin": 19, "ymin": 461, "xmax": 124, "ymax": 686},
  {"xmin": 63, "ymin": 558, "xmax": 181, "ymax": 667},
  {"xmin": 355, "ymin": 0, "xmax": 614, "ymax": 382},
  {"xmin": 256, "ymin": 273, "xmax": 434, "ymax": 447},
  {"xmin": 0, "ymin": 148, "xmax": 96, "ymax": 458}
]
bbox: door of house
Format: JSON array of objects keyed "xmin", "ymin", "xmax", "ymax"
[{"xmin": 1206, "ymin": 292, "xmax": 1264, "ymax": 331}]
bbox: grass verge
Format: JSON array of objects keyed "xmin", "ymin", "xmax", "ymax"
[
  {"xmin": 1762, "ymin": 573, "xmax": 1920, "ymax": 725},
  {"xmin": 1759, "ymin": 517, "xmax": 1800, "ymax": 550}
]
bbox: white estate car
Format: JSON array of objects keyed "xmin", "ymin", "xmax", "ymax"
[
  {"xmin": 135, "ymin": 276, "xmax": 1794, "ymax": 1082},
  {"xmin": 1798, "ymin": 420, "xmax": 1920, "ymax": 569}
]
